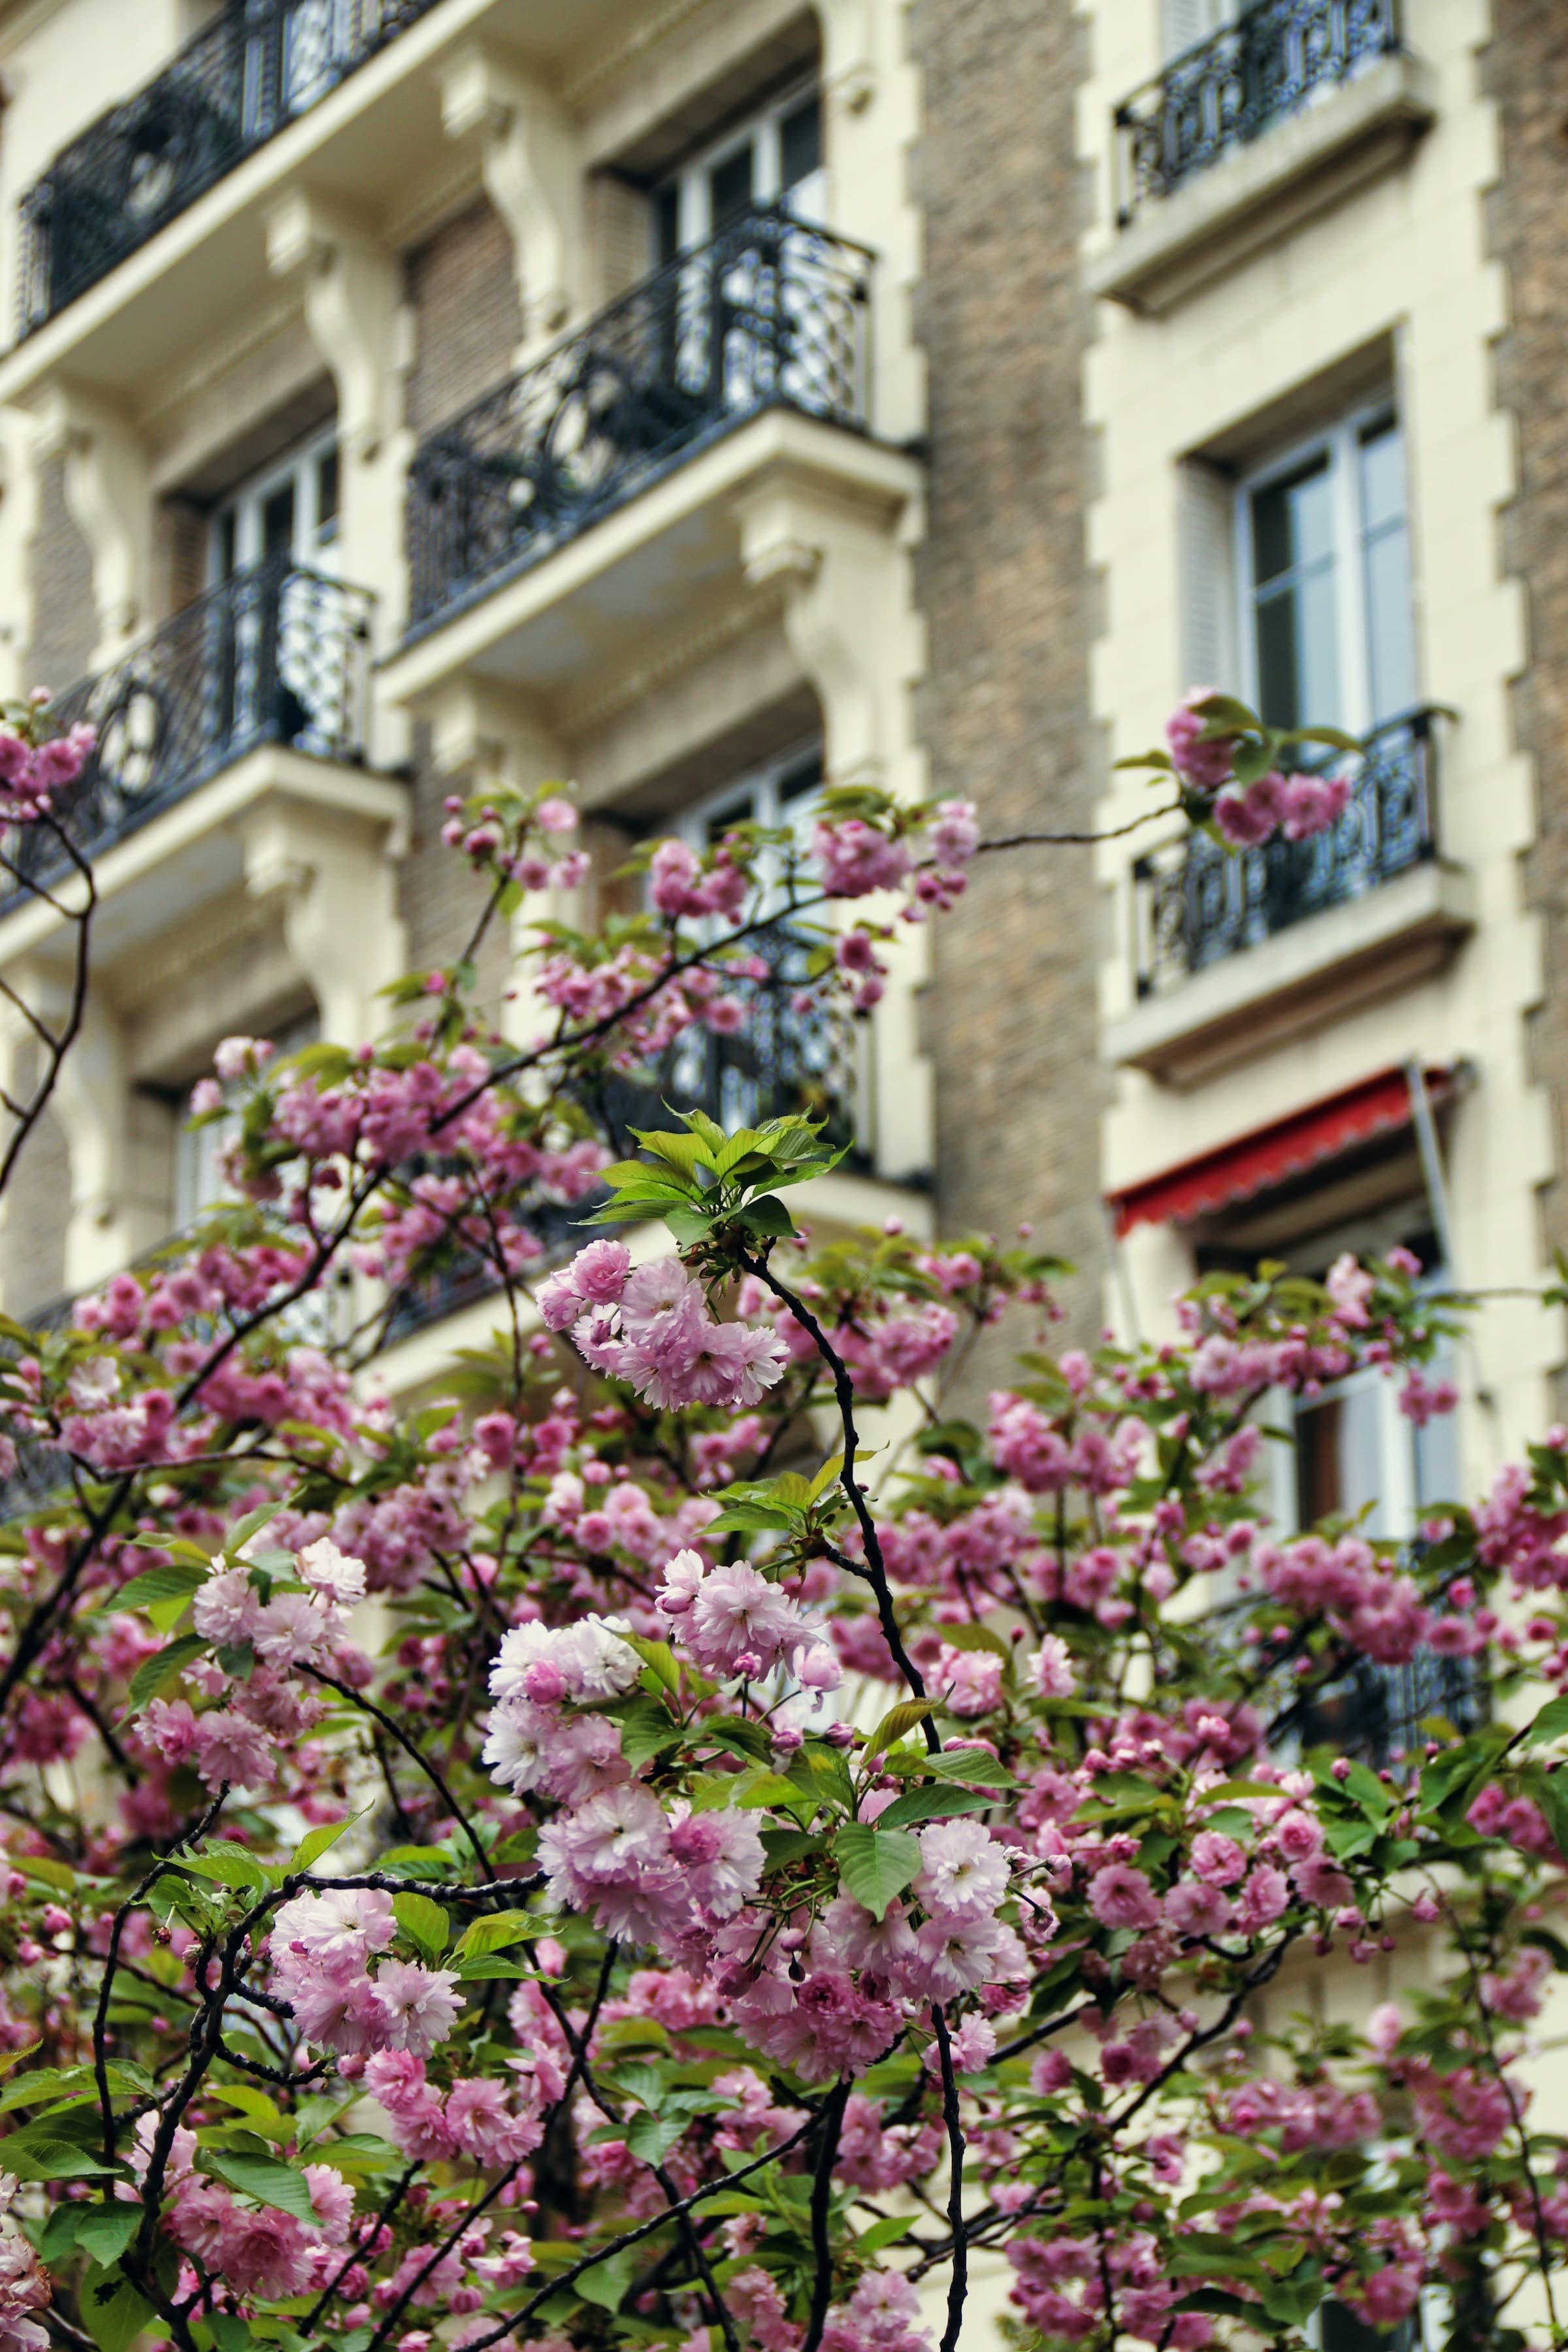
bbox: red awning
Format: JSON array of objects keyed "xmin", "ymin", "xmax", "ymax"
[{"xmin": 1107, "ymin": 1065, "xmax": 1453, "ymax": 1239}]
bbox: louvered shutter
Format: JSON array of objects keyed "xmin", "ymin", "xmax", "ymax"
[{"xmin": 1177, "ymin": 457, "xmax": 1239, "ymax": 698}]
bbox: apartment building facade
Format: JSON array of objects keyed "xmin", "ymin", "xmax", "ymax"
[
  {"xmin": 1077, "ymin": 0, "xmax": 1567, "ymax": 1618},
  {"xmin": 0, "ymin": 0, "xmax": 1066, "ymax": 1376}
]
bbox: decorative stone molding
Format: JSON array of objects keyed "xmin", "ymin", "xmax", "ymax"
[
  {"xmin": 437, "ymin": 43, "xmax": 582, "ymax": 350},
  {"xmin": 32, "ymin": 382, "xmax": 152, "ymax": 659},
  {"xmin": 735, "ymin": 470, "xmax": 914, "ymax": 793},
  {"xmin": 819, "ymin": 0, "xmax": 878, "ymax": 114},
  {"xmin": 242, "ymin": 791, "xmax": 409, "ymax": 1049},
  {"xmin": 265, "ymin": 191, "xmax": 412, "ymax": 668}
]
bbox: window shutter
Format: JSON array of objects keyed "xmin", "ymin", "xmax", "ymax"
[
  {"xmin": 1162, "ymin": 0, "xmax": 1209, "ymax": 60},
  {"xmin": 1162, "ymin": 0, "xmax": 1235, "ymax": 62},
  {"xmin": 1177, "ymin": 457, "xmax": 1238, "ymax": 698}
]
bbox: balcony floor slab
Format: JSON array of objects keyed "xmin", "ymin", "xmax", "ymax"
[
  {"xmin": 1087, "ymin": 50, "xmax": 1439, "ymax": 317},
  {"xmin": 1106, "ymin": 857, "xmax": 1477, "ymax": 1089}
]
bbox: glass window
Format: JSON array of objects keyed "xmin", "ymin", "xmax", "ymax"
[
  {"xmin": 1239, "ymin": 405, "xmax": 1418, "ymax": 738},
  {"xmin": 655, "ymin": 79, "xmax": 825, "ymax": 253},
  {"xmin": 210, "ymin": 426, "xmax": 339, "ymax": 583}
]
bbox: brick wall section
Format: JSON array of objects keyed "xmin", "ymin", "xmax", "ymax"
[
  {"xmin": 0, "ymin": 1085, "xmax": 69, "ymax": 1317},
  {"xmin": 26, "ymin": 454, "xmax": 97, "ymax": 691},
  {"xmin": 910, "ymin": 0, "xmax": 1105, "ymax": 1376},
  {"xmin": 402, "ymin": 197, "xmax": 525, "ymax": 438},
  {"xmin": 397, "ymin": 732, "xmax": 511, "ymax": 1019},
  {"xmin": 1486, "ymin": 5, "xmax": 1568, "ymax": 1291}
]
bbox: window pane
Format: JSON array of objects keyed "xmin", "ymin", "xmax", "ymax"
[
  {"xmin": 1255, "ymin": 563, "xmax": 1340, "ymax": 730},
  {"xmin": 1251, "ymin": 455, "xmax": 1333, "ymax": 587},
  {"xmin": 1364, "ymin": 523, "xmax": 1418, "ymax": 722},
  {"xmin": 1358, "ymin": 415, "xmax": 1405, "ymax": 531},
  {"xmin": 1360, "ymin": 421, "xmax": 1416, "ymax": 724},
  {"xmin": 781, "ymin": 95, "xmax": 822, "ymax": 191},
  {"xmin": 655, "ymin": 184, "xmax": 680, "ymax": 268},
  {"xmin": 261, "ymin": 483, "xmax": 295, "ymax": 561},
  {"xmin": 709, "ymin": 144, "xmax": 755, "ymax": 229}
]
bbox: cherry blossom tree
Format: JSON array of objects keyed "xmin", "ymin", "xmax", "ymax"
[{"xmin": 1, "ymin": 692, "xmax": 1566, "ymax": 2352}]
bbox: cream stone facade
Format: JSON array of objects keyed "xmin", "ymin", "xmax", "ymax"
[
  {"xmin": 1081, "ymin": 0, "xmax": 1561, "ymax": 1495},
  {"xmin": 0, "ymin": 0, "xmax": 934, "ymax": 1323}
]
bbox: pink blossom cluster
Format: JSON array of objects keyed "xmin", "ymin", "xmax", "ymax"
[
  {"xmin": 267, "ymin": 1887, "xmax": 464, "ymax": 2057},
  {"xmin": 539, "ymin": 1244, "xmax": 790, "ymax": 1411},
  {"xmin": 1213, "ymin": 767, "xmax": 1351, "ymax": 846},
  {"xmin": 655, "ymin": 1546, "xmax": 840, "ymax": 1688},
  {"xmin": 0, "ymin": 719, "xmax": 95, "ymax": 821}
]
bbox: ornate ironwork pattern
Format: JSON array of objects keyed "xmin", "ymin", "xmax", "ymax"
[
  {"xmin": 1132, "ymin": 709, "xmax": 1438, "ymax": 998},
  {"xmin": 9, "ymin": 551, "xmax": 374, "ymax": 890},
  {"xmin": 405, "ymin": 208, "xmax": 872, "ymax": 635},
  {"xmin": 385, "ymin": 927, "xmax": 863, "ymax": 1342},
  {"xmin": 1295, "ymin": 1648, "xmax": 1485, "ymax": 1769},
  {"xmin": 1111, "ymin": 0, "xmax": 1403, "ymax": 223},
  {"xmin": 16, "ymin": 0, "xmax": 443, "ymax": 331}
]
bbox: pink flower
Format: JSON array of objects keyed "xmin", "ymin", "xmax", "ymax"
[
  {"xmin": 1030, "ymin": 1635, "xmax": 1076, "ymax": 1699},
  {"xmin": 1189, "ymin": 1831, "xmax": 1247, "ymax": 1886},
  {"xmin": 570, "ymin": 1239, "xmax": 632, "ymax": 1305},
  {"xmin": 1233, "ymin": 1864, "xmax": 1290, "ymax": 1932},
  {"xmin": 191, "ymin": 1566, "xmax": 260, "ymax": 1646},
  {"xmin": 929, "ymin": 799, "xmax": 980, "ymax": 866},
  {"xmin": 298, "ymin": 1537, "xmax": 367, "ymax": 1604},
  {"xmin": 686, "ymin": 1563, "xmax": 801, "ymax": 1676},
  {"xmin": 375, "ymin": 1962, "xmax": 464, "ymax": 2057},
  {"xmin": 912, "ymin": 1820, "xmax": 1009, "ymax": 1919},
  {"xmin": 1164, "ymin": 1881, "xmax": 1230, "ymax": 1938},
  {"xmin": 1271, "ymin": 1807, "xmax": 1322, "ymax": 1862},
  {"xmin": 1281, "ymin": 769, "xmax": 1350, "ymax": 841},
  {"xmin": 303, "ymin": 2163, "xmax": 355, "ymax": 2243},
  {"xmin": 192, "ymin": 1708, "xmax": 276, "ymax": 1793},
  {"xmin": 535, "ymin": 795, "xmax": 578, "ymax": 834},
  {"xmin": 1292, "ymin": 1855, "xmax": 1354, "ymax": 1909},
  {"xmin": 216, "ymin": 2204, "xmax": 313, "ymax": 2299},
  {"xmin": 668, "ymin": 1807, "xmax": 766, "ymax": 1918},
  {"xmin": 934, "ymin": 1644, "xmax": 1004, "ymax": 1716},
  {"xmin": 1088, "ymin": 1864, "xmax": 1161, "ymax": 1931},
  {"xmin": 1166, "ymin": 694, "xmax": 1236, "ymax": 788}
]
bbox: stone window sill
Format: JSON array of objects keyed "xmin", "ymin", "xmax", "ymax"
[{"xmin": 1086, "ymin": 50, "xmax": 1438, "ymax": 317}]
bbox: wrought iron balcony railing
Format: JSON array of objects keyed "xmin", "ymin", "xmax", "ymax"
[
  {"xmin": 16, "ymin": 0, "xmax": 442, "ymax": 333},
  {"xmin": 406, "ymin": 207, "xmax": 872, "ymax": 637},
  {"xmin": 385, "ymin": 925, "xmax": 862, "ymax": 1342},
  {"xmin": 1111, "ymin": 0, "xmax": 1404, "ymax": 226},
  {"xmin": 9, "ymin": 551, "xmax": 374, "ymax": 892},
  {"xmin": 1131, "ymin": 707, "xmax": 1438, "ymax": 998},
  {"xmin": 1292, "ymin": 1646, "xmax": 1486, "ymax": 1771}
]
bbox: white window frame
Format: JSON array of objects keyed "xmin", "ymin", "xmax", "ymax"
[
  {"xmin": 210, "ymin": 424, "xmax": 340, "ymax": 585},
  {"xmin": 675, "ymin": 740, "xmax": 824, "ymax": 886},
  {"xmin": 658, "ymin": 77, "xmax": 825, "ymax": 255},
  {"xmin": 1234, "ymin": 397, "xmax": 1415, "ymax": 740}
]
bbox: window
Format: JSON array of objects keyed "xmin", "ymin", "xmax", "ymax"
[
  {"xmin": 1160, "ymin": 0, "xmax": 1233, "ymax": 63},
  {"xmin": 174, "ymin": 1013, "xmax": 318, "ymax": 1230},
  {"xmin": 1238, "ymin": 406, "xmax": 1418, "ymax": 735},
  {"xmin": 211, "ymin": 429, "xmax": 340, "ymax": 586},
  {"xmin": 655, "ymin": 82, "xmax": 825, "ymax": 263},
  {"xmin": 676, "ymin": 745, "xmax": 823, "ymax": 875}
]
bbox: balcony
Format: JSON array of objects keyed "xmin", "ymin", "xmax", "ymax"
[
  {"xmin": 8, "ymin": 552, "xmax": 374, "ymax": 893},
  {"xmin": 1088, "ymin": 0, "xmax": 1435, "ymax": 314},
  {"xmin": 384, "ymin": 923, "xmax": 865, "ymax": 1344},
  {"xmin": 1108, "ymin": 712, "xmax": 1475, "ymax": 1087},
  {"xmin": 404, "ymin": 208, "xmax": 872, "ymax": 640},
  {"xmin": 16, "ymin": 0, "xmax": 444, "ymax": 336}
]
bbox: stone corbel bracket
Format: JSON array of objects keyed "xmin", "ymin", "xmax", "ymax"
[
  {"xmin": 265, "ymin": 193, "xmax": 406, "ymax": 466},
  {"xmin": 819, "ymin": 0, "xmax": 878, "ymax": 115},
  {"xmin": 734, "ymin": 460, "xmax": 920, "ymax": 796},
  {"xmin": 437, "ymin": 43, "xmax": 582, "ymax": 351},
  {"xmin": 242, "ymin": 787, "xmax": 410, "ymax": 1049},
  {"xmin": 31, "ymin": 381, "xmax": 153, "ymax": 660}
]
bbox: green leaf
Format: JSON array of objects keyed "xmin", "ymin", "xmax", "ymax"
[
  {"xmin": 617, "ymin": 1695, "xmax": 684, "ymax": 1769},
  {"xmin": 290, "ymin": 1810, "xmax": 367, "ymax": 1872},
  {"xmin": 1520, "ymin": 1765, "xmax": 1568, "ymax": 1861},
  {"xmin": 856, "ymin": 2215, "xmax": 915, "ymax": 2255},
  {"xmin": 182, "ymin": 1840, "xmax": 270, "ymax": 1894},
  {"xmin": 221, "ymin": 1501, "xmax": 283, "ymax": 1562},
  {"xmin": 72, "ymin": 2204, "xmax": 142, "ymax": 2266},
  {"xmin": 125, "ymin": 1634, "xmax": 207, "ymax": 1713},
  {"xmin": 865, "ymin": 1699, "xmax": 934, "ymax": 1757},
  {"xmin": 114, "ymin": 1561, "xmax": 207, "ymax": 1631},
  {"xmin": 625, "ymin": 2109, "xmax": 689, "ymax": 2166},
  {"xmin": 575, "ymin": 2246, "xmax": 637, "ymax": 2313},
  {"xmin": 621, "ymin": 1634, "xmax": 681, "ymax": 1693},
  {"xmin": 937, "ymin": 1622, "xmax": 1012, "ymax": 1662},
  {"xmin": 455, "ymin": 1913, "xmax": 535, "ymax": 1959},
  {"xmin": 80, "ymin": 2267, "xmax": 155, "ymax": 2352},
  {"xmin": 760, "ymin": 1828, "xmax": 825, "ymax": 1872},
  {"xmin": 1, "ymin": 2136, "xmax": 121, "ymax": 2181},
  {"xmin": 834, "ymin": 1823, "xmax": 921, "ymax": 1920},
  {"xmin": 1525, "ymin": 1695, "xmax": 1568, "ymax": 1748},
  {"xmin": 875, "ymin": 1784, "xmax": 998, "ymax": 1832},
  {"xmin": 883, "ymin": 1748, "xmax": 1015, "ymax": 1788},
  {"xmin": 202, "ymin": 2150, "xmax": 319, "ymax": 2223},
  {"xmin": 457, "ymin": 1955, "xmax": 535, "ymax": 1982},
  {"xmin": 393, "ymin": 1891, "xmax": 451, "ymax": 1963},
  {"xmin": 736, "ymin": 1194, "xmax": 798, "ymax": 1241}
]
